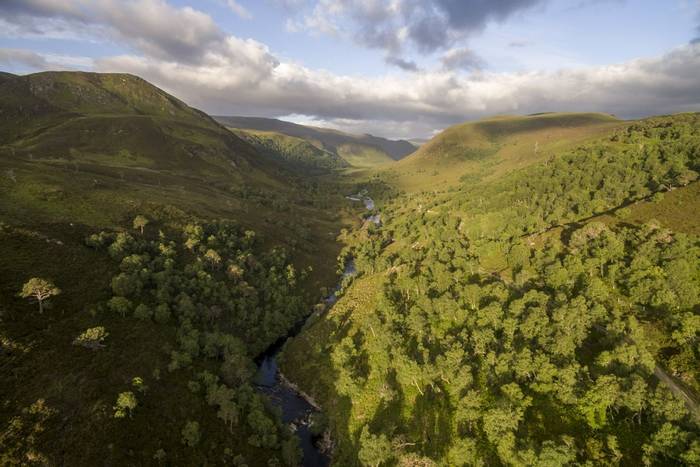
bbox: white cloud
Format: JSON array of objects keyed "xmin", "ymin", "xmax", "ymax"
[
  {"xmin": 441, "ymin": 47, "xmax": 485, "ymax": 71},
  {"xmin": 3, "ymin": 0, "xmax": 700, "ymax": 139},
  {"xmin": 97, "ymin": 42, "xmax": 700, "ymax": 139},
  {"xmin": 0, "ymin": 48, "xmax": 50, "ymax": 69},
  {"xmin": 0, "ymin": 47, "xmax": 93, "ymax": 71},
  {"xmin": 224, "ymin": 0, "xmax": 252, "ymax": 19}
]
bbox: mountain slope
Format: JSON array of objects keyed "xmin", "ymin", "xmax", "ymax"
[
  {"xmin": 385, "ymin": 112, "xmax": 623, "ymax": 191},
  {"xmin": 281, "ymin": 112, "xmax": 700, "ymax": 466},
  {"xmin": 215, "ymin": 115, "xmax": 415, "ymax": 166},
  {"xmin": 0, "ymin": 71, "xmax": 360, "ymax": 466},
  {"xmin": 0, "ymin": 71, "xmax": 258, "ymax": 174},
  {"xmin": 231, "ymin": 128, "xmax": 349, "ymax": 173}
]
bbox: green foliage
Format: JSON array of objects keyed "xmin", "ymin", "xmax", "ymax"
[
  {"xmin": 181, "ymin": 421, "xmax": 200, "ymax": 447},
  {"xmin": 113, "ymin": 391, "xmax": 137, "ymax": 418},
  {"xmin": 359, "ymin": 426, "xmax": 393, "ymax": 467},
  {"xmin": 280, "ymin": 436, "xmax": 302, "ymax": 466},
  {"xmin": 133, "ymin": 215, "xmax": 149, "ymax": 234},
  {"xmin": 133, "ymin": 303, "xmax": 152, "ymax": 320},
  {"xmin": 18, "ymin": 277, "xmax": 60, "ymax": 313},
  {"xmin": 72, "ymin": 326, "xmax": 109, "ymax": 350},
  {"xmin": 84, "ymin": 218, "xmax": 310, "ymax": 458},
  {"xmin": 282, "ymin": 113, "xmax": 700, "ymax": 466},
  {"xmin": 234, "ymin": 129, "xmax": 350, "ymax": 172},
  {"xmin": 107, "ymin": 296, "xmax": 132, "ymax": 317},
  {"xmin": 454, "ymin": 114, "xmax": 700, "ymax": 241}
]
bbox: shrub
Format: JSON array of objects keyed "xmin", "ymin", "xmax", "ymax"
[
  {"xmin": 73, "ymin": 327, "xmax": 109, "ymax": 350},
  {"xmin": 133, "ymin": 303, "xmax": 152, "ymax": 321},
  {"xmin": 154, "ymin": 303, "xmax": 171, "ymax": 323},
  {"xmin": 132, "ymin": 376, "xmax": 148, "ymax": 394},
  {"xmin": 108, "ymin": 296, "xmax": 132, "ymax": 317},
  {"xmin": 181, "ymin": 421, "xmax": 200, "ymax": 447}
]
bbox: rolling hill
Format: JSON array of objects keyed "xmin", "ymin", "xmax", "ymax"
[
  {"xmin": 384, "ymin": 112, "xmax": 623, "ymax": 191},
  {"xmin": 215, "ymin": 116, "xmax": 416, "ymax": 167}
]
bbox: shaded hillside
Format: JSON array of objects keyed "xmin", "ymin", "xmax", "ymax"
[
  {"xmin": 0, "ymin": 71, "xmax": 257, "ymax": 174},
  {"xmin": 215, "ymin": 116, "xmax": 415, "ymax": 165},
  {"xmin": 232, "ymin": 128, "xmax": 349, "ymax": 173}
]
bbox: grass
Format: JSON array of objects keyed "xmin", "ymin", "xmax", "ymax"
[
  {"xmin": 378, "ymin": 112, "xmax": 625, "ymax": 193},
  {"xmin": 230, "ymin": 128, "xmax": 349, "ymax": 173},
  {"xmin": 609, "ymin": 182, "xmax": 700, "ymax": 235},
  {"xmin": 336, "ymin": 144, "xmax": 396, "ymax": 168}
]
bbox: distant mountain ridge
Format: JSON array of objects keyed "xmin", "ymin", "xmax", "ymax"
[{"xmin": 215, "ymin": 115, "xmax": 416, "ymax": 164}]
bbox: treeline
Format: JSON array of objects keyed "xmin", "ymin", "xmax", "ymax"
[
  {"xmin": 314, "ymin": 114, "xmax": 700, "ymax": 465},
  {"xmin": 86, "ymin": 219, "xmax": 308, "ymax": 465},
  {"xmin": 455, "ymin": 114, "xmax": 699, "ymax": 241}
]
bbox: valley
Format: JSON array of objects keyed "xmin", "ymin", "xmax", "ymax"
[{"xmin": 1, "ymin": 71, "xmax": 699, "ymax": 466}]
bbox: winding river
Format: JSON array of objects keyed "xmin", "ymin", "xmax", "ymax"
[{"xmin": 253, "ymin": 195, "xmax": 377, "ymax": 467}]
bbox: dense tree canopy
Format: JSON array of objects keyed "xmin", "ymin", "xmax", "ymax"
[{"xmin": 285, "ymin": 114, "xmax": 700, "ymax": 466}]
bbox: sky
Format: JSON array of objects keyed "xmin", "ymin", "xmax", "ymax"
[{"xmin": 1, "ymin": 0, "xmax": 700, "ymax": 139}]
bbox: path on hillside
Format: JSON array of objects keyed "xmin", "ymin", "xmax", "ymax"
[
  {"xmin": 653, "ymin": 364, "xmax": 700, "ymax": 422},
  {"xmin": 591, "ymin": 323, "xmax": 700, "ymax": 422}
]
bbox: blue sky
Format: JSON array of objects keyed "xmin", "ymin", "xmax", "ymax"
[{"xmin": 1, "ymin": 0, "xmax": 699, "ymax": 138}]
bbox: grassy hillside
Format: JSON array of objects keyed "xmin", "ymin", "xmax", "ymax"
[
  {"xmin": 216, "ymin": 116, "xmax": 414, "ymax": 166},
  {"xmin": 382, "ymin": 112, "xmax": 623, "ymax": 192},
  {"xmin": 281, "ymin": 113, "xmax": 700, "ymax": 466},
  {"xmin": 0, "ymin": 71, "xmax": 364, "ymax": 466}
]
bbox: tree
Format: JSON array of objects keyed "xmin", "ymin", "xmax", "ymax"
[
  {"xmin": 73, "ymin": 327, "xmax": 109, "ymax": 350},
  {"xmin": 181, "ymin": 421, "xmax": 200, "ymax": 447},
  {"xmin": 114, "ymin": 391, "xmax": 137, "ymax": 418},
  {"xmin": 217, "ymin": 400, "xmax": 239, "ymax": 432},
  {"xmin": 358, "ymin": 426, "xmax": 393, "ymax": 467},
  {"xmin": 108, "ymin": 296, "xmax": 133, "ymax": 318},
  {"xmin": 19, "ymin": 278, "xmax": 60, "ymax": 314},
  {"xmin": 204, "ymin": 249, "xmax": 222, "ymax": 270},
  {"xmin": 133, "ymin": 215, "xmax": 149, "ymax": 235}
]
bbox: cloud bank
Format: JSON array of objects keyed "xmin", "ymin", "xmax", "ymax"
[{"xmin": 1, "ymin": 0, "xmax": 700, "ymax": 138}]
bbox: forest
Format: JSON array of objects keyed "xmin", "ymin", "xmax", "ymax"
[
  {"xmin": 87, "ymin": 217, "xmax": 309, "ymax": 465},
  {"xmin": 281, "ymin": 114, "xmax": 700, "ymax": 466}
]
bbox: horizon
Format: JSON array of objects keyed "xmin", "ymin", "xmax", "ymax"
[{"xmin": 1, "ymin": 0, "xmax": 699, "ymax": 139}]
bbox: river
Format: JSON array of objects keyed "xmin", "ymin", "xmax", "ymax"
[{"xmin": 253, "ymin": 195, "xmax": 376, "ymax": 466}]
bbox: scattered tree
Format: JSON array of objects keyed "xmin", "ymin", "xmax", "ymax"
[
  {"xmin": 114, "ymin": 391, "xmax": 137, "ymax": 418},
  {"xmin": 133, "ymin": 215, "xmax": 149, "ymax": 235},
  {"xmin": 19, "ymin": 278, "xmax": 60, "ymax": 314},
  {"xmin": 73, "ymin": 327, "xmax": 109, "ymax": 350}
]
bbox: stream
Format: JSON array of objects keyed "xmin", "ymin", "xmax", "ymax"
[{"xmin": 253, "ymin": 195, "xmax": 378, "ymax": 467}]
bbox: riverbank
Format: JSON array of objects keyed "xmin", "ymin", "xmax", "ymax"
[{"xmin": 253, "ymin": 195, "xmax": 374, "ymax": 466}]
